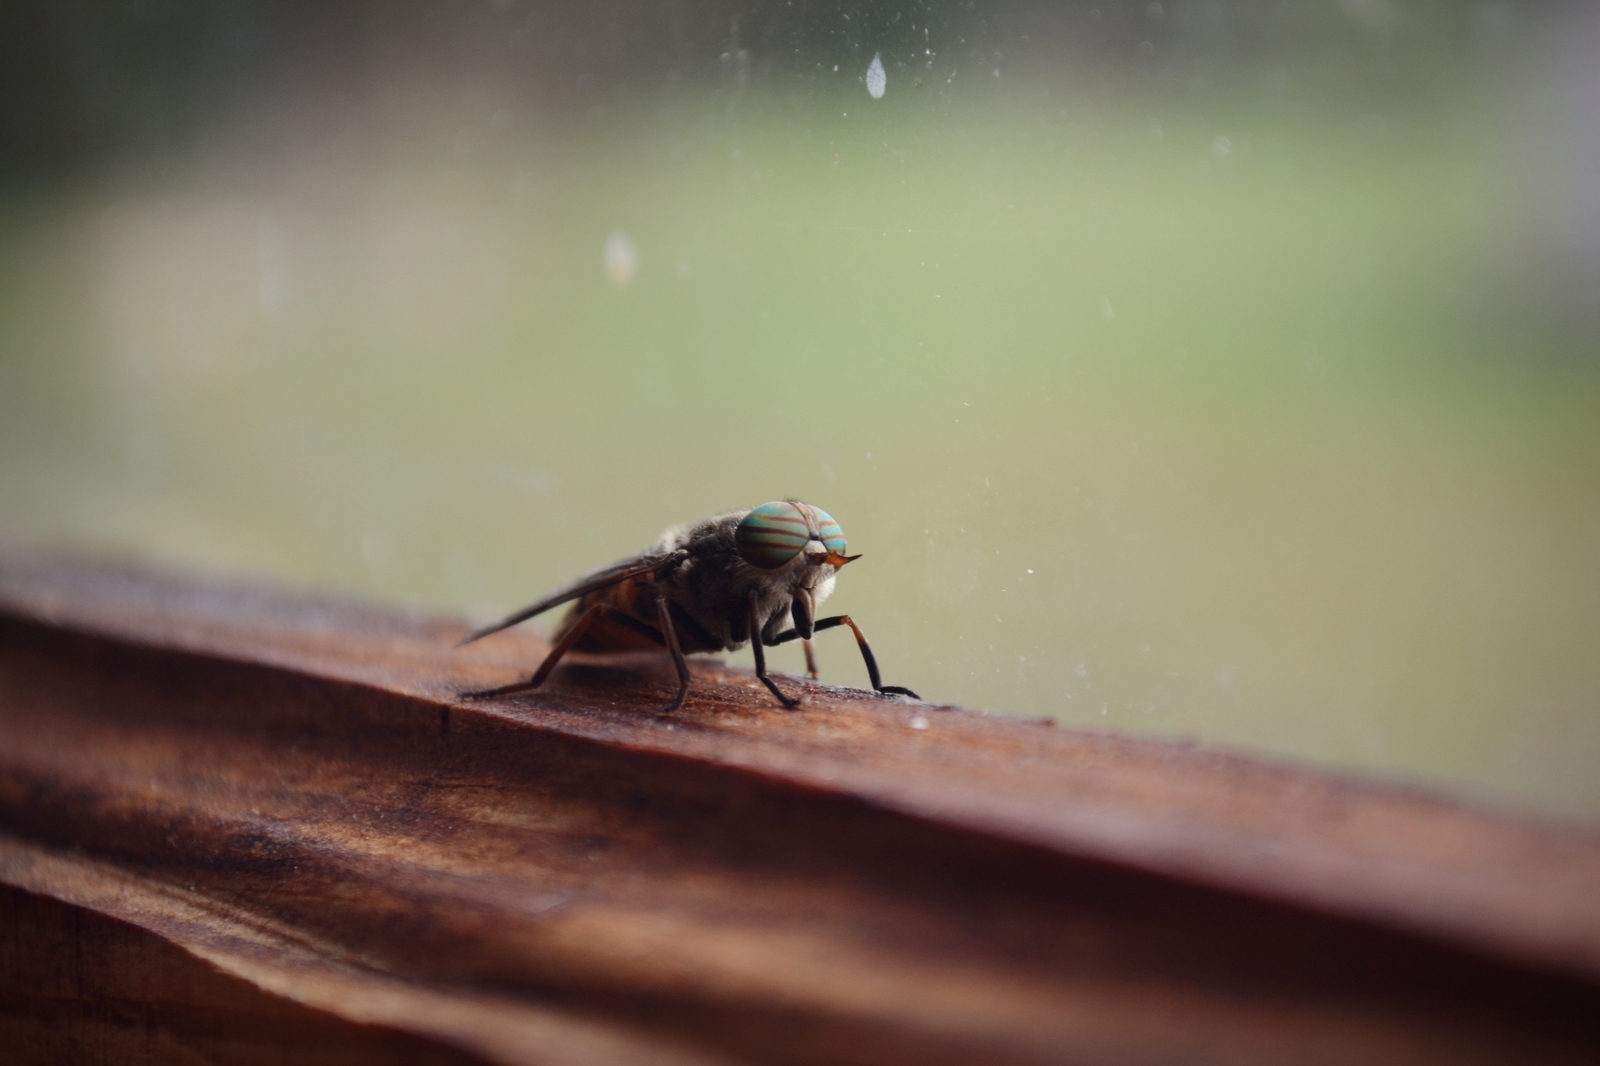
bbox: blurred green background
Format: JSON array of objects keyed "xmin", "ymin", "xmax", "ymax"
[{"xmin": 3, "ymin": 2, "xmax": 1599, "ymax": 817}]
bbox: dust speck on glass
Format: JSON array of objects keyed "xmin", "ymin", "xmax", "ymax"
[{"xmin": 2, "ymin": 3, "xmax": 1600, "ymax": 820}]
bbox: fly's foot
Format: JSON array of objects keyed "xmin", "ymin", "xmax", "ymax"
[
  {"xmin": 760, "ymin": 676, "xmax": 803, "ymax": 709},
  {"xmin": 876, "ymin": 685, "xmax": 921, "ymax": 700}
]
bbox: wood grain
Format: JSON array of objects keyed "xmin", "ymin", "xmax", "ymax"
[{"xmin": 2, "ymin": 552, "xmax": 1598, "ymax": 1065}]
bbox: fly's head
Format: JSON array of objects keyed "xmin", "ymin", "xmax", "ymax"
[{"xmin": 734, "ymin": 500, "xmax": 857, "ymax": 605}]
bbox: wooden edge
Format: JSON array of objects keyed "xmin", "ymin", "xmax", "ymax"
[
  {"xmin": 3, "ymin": 551, "xmax": 1600, "ymax": 1065},
  {"xmin": 3, "ymin": 550, "xmax": 1598, "ymax": 978}
]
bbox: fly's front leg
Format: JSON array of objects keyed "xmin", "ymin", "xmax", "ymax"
[
  {"xmin": 825, "ymin": 615, "xmax": 919, "ymax": 698},
  {"xmin": 749, "ymin": 590, "xmax": 801, "ymax": 708},
  {"xmin": 649, "ymin": 586, "xmax": 692, "ymax": 714},
  {"xmin": 791, "ymin": 588, "xmax": 820, "ymax": 680},
  {"xmin": 769, "ymin": 616, "xmax": 920, "ymax": 699}
]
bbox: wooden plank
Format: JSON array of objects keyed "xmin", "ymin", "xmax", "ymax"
[
  {"xmin": 0, "ymin": 881, "xmax": 490, "ymax": 1066},
  {"xmin": 2, "ymin": 551, "xmax": 1599, "ymax": 1065}
]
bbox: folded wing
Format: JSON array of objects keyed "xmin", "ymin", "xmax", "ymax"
[{"xmin": 457, "ymin": 550, "xmax": 686, "ymax": 646}]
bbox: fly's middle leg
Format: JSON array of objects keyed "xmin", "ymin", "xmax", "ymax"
[{"xmin": 650, "ymin": 586, "xmax": 693, "ymax": 714}]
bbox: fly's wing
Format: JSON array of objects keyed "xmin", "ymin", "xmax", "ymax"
[{"xmin": 457, "ymin": 550, "xmax": 685, "ymax": 646}]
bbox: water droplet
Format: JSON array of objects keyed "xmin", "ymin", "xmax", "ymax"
[
  {"xmin": 866, "ymin": 52, "xmax": 887, "ymax": 99},
  {"xmin": 604, "ymin": 231, "xmax": 637, "ymax": 286}
]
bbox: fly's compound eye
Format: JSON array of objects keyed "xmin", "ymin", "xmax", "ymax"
[
  {"xmin": 810, "ymin": 506, "xmax": 848, "ymax": 556},
  {"xmin": 736, "ymin": 501, "xmax": 814, "ymax": 569}
]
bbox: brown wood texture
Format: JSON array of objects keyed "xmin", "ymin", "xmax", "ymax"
[{"xmin": 2, "ymin": 552, "xmax": 1599, "ymax": 1065}]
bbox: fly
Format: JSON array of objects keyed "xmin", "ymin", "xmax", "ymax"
[{"xmin": 458, "ymin": 501, "xmax": 919, "ymax": 714}]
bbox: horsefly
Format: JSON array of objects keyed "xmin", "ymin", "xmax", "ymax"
[{"xmin": 459, "ymin": 501, "xmax": 919, "ymax": 714}]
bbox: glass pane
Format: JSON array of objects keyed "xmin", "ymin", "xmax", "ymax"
[{"xmin": 2, "ymin": 2, "xmax": 1597, "ymax": 818}]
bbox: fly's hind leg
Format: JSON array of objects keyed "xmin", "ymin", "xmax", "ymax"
[
  {"xmin": 802, "ymin": 639, "xmax": 820, "ymax": 680},
  {"xmin": 457, "ymin": 590, "xmax": 739, "ymax": 715},
  {"xmin": 749, "ymin": 591, "xmax": 801, "ymax": 709},
  {"xmin": 461, "ymin": 602, "xmax": 681, "ymax": 711},
  {"xmin": 460, "ymin": 602, "xmax": 610, "ymax": 699}
]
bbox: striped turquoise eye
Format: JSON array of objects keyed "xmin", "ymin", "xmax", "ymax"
[
  {"xmin": 811, "ymin": 507, "xmax": 848, "ymax": 555},
  {"xmin": 735, "ymin": 501, "xmax": 811, "ymax": 569},
  {"xmin": 735, "ymin": 501, "xmax": 850, "ymax": 569}
]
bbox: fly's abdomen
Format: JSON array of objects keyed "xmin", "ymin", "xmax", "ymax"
[{"xmin": 564, "ymin": 579, "xmax": 662, "ymax": 653}]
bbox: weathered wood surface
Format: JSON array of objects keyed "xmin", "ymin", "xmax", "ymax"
[{"xmin": 2, "ymin": 552, "xmax": 1599, "ymax": 1065}]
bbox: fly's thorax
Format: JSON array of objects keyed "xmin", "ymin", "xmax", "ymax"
[
  {"xmin": 648, "ymin": 504, "xmax": 852, "ymax": 650},
  {"xmin": 652, "ymin": 519, "xmax": 710, "ymax": 555},
  {"xmin": 646, "ymin": 513, "xmax": 770, "ymax": 650}
]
